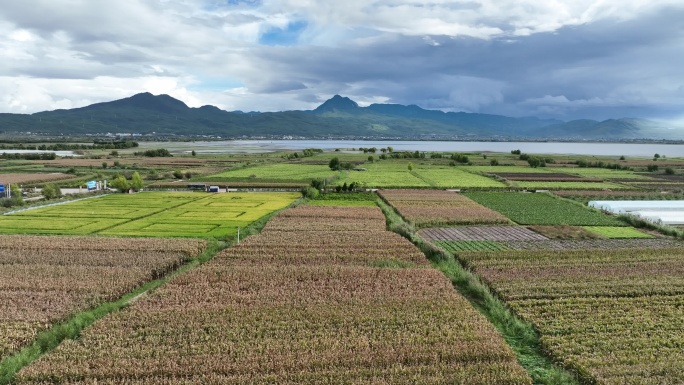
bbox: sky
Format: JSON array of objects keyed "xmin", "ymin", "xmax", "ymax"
[{"xmin": 1, "ymin": 0, "xmax": 683, "ymax": 122}]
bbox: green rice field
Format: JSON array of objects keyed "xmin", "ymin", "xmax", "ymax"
[
  {"xmin": 203, "ymin": 163, "xmax": 338, "ymax": 182},
  {"xmin": 465, "ymin": 192, "xmax": 625, "ymax": 226},
  {"xmin": 0, "ymin": 192, "xmax": 299, "ymax": 238}
]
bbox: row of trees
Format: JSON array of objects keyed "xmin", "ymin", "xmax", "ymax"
[
  {"xmin": 358, "ymin": 146, "xmax": 393, "ymax": 154},
  {"xmin": 133, "ymin": 148, "xmax": 172, "ymax": 157}
]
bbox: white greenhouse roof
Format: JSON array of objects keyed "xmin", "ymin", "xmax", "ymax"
[{"xmin": 588, "ymin": 200, "xmax": 684, "ymax": 225}]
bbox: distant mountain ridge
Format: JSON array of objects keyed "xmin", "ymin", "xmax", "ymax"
[{"xmin": 0, "ymin": 93, "xmax": 682, "ymax": 140}]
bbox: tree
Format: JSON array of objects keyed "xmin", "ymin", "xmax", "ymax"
[
  {"xmin": 387, "ymin": 146, "xmax": 394, "ymax": 153},
  {"xmin": 367, "ymin": 155, "xmax": 374, "ymax": 162},
  {"xmin": 490, "ymin": 159, "xmax": 499, "ymax": 166},
  {"xmin": 102, "ymin": 162, "xmax": 108, "ymax": 169},
  {"xmin": 111, "ymin": 176, "xmax": 130, "ymax": 192},
  {"xmin": 10, "ymin": 184, "xmax": 21, "ymax": 200},
  {"xmin": 527, "ymin": 157, "xmax": 542, "ymax": 168},
  {"xmin": 329, "ymin": 157, "xmax": 340, "ymax": 171},
  {"xmin": 42, "ymin": 183, "xmax": 62, "ymax": 200},
  {"xmin": 131, "ymin": 172, "xmax": 144, "ymax": 191},
  {"xmin": 407, "ymin": 162, "xmax": 413, "ymax": 171},
  {"xmin": 191, "ymin": 150, "xmax": 196, "ymax": 157}
]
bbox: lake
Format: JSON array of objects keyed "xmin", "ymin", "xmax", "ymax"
[
  {"xmin": 139, "ymin": 140, "xmax": 684, "ymax": 157},
  {"xmin": 0, "ymin": 150, "xmax": 80, "ymax": 157}
]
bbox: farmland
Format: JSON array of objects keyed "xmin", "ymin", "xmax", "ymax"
[
  {"xmin": 5, "ymin": 143, "xmax": 684, "ymax": 384},
  {"xmin": 465, "ymin": 192, "xmax": 625, "ymax": 226},
  {"xmin": 511, "ymin": 181, "xmax": 631, "ymax": 190},
  {"xmin": 379, "ymin": 189, "xmax": 510, "ymax": 226},
  {"xmin": 0, "ymin": 235, "xmax": 205, "ymax": 360},
  {"xmin": 436, "ymin": 240, "xmax": 512, "ymax": 252},
  {"xmin": 419, "ymin": 226, "xmax": 548, "ymax": 242},
  {"xmin": 415, "ymin": 166, "xmax": 506, "ymax": 188},
  {"xmin": 0, "ymin": 192, "xmax": 298, "ymax": 238},
  {"xmin": 459, "ymin": 248, "xmax": 684, "ymax": 384},
  {"xmin": 0, "ymin": 173, "xmax": 74, "ymax": 184},
  {"xmin": 203, "ymin": 163, "xmax": 338, "ymax": 183},
  {"xmin": 338, "ymin": 162, "xmax": 430, "ymax": 187},
  {"xmin": 582, "ymin": 226, "xmax": 653, "ymax": 238},
  {"xmin": 16, "ymin": 205, "xmax": 531, "ymax": 384}
]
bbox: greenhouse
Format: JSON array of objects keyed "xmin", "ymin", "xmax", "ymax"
[{"xmin": 589, "ymin": 200, "xmax": 684, "ymax": 225}]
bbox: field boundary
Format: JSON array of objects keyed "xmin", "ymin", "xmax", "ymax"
[{"xmin": 377, "ymin": 198, "xmax": 580, "ymax": 385}]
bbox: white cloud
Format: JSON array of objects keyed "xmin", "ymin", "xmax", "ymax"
[{"xmin": 0, "ymin": 0, "xmax": 681, "ymax": 120}]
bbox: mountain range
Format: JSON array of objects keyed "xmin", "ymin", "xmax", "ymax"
[{"xmin": 0, "ymin": 93, "xmax": 682, "ymax": 140}]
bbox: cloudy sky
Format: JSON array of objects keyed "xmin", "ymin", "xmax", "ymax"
[{"xmin": 1, "ymin": 0, "xmax": 683, "ymax": 121}]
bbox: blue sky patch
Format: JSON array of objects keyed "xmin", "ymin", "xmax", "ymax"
[{"xmin": 259, "ymin": 21, "xmax": 307, "ymax": 46}]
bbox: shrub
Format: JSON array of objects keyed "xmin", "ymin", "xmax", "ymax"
[
  {"xmin": 42, "ymin": 183, "xmax": 62, "ymax": 200},
  {"xmin": 301, "ymin": 186, "xmax": 320, "ymax": 199}
]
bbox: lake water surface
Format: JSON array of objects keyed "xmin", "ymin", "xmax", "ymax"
[{"xmin": 142, "ymin": 140, "xmax": 684, "ymax": 157}]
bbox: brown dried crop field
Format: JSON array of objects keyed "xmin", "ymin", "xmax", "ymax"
[
  {"xmin": 0, "ymin": 173, "xmax": 74, "ymax": 184},
  {"xmin": 16, "ymin": 205, "xmax": 532, "ymax": 384},
  {"xmin": 0, "ymin": 235, "xmax": 205, "ymax": 254},
  {"xmin": 262, "ymin": 205, "xmax": 388, "ymax": 232},
  {"xmin": 0, "ymin": 235, "xmax": 206, "ymax": 360},
  {"xmin": 526, "ymin": 225, "xmax": 601, "ymax": 239},
  {"xmin": 552, "ymin": 190, "xmax": 681, "ymax": 198},
  {"xmin": 419, "ymin": 226, "xmax": 548, "ymax": 242},
  {"xmin": 459, "ymin": 247, "xmax": 684, "ymax": 384},
  {"xmin": 627, "ymin": 182, "xmax": 684, "ymax": 190},
  {"xmin": 33, "ymin": 157, "xmax": 237, "ymax": 168},
  {"xmin": 221, "ymin": 230, "xmax": 428, "ymax": 266},
  {"xmin": 379, "ymin": 189, "xmax": 510, "ymax": 226},
  {"xmin": 277, "ymin": 204, "xmax": 387, "ymax": 219}
]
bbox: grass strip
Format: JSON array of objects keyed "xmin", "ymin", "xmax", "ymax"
[
  {"xmin": 377, "ymin": 198, "xmax": 580, "ymax": 385},
  {"xmin": 0, "ymin": 197, "xmax": 302, "ymax": 384}
]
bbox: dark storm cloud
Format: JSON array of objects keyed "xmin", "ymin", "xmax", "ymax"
[{"xmin": 243, "ymin": 5, "xmax": 684, "ymax": 119}]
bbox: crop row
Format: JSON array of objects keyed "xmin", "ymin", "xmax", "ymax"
[
  {"xmin": 379, "ymin": 189, "xmax": 510, "ymax": 226},
  {"xmin": 419, "ymin": 226, "xmax": 548, "ymax": 241},
  {"xmin": 458, "ymin": 247, "xmax": 684, "ymax": 384},
  {"xmin": 511, "ymin": 181, "xmax": 632, "ymax": 190},
  {"xmin": 17, "ymin": 205, "xmax": 531, "ymax": 384},
  {"xmin": 464, "ymin": 192, "xmax": 625, "ymax": 226},
  {"xmin": 500, "ymin": 238, "xmax": 680, "ymax": 250},
  {"xmin": 436, "ymin": 240, "xmax": 511, "ymax": 252},
  {"xmin": 0, "ymin": 235, "xmax": 205, "ymax": 360}
]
